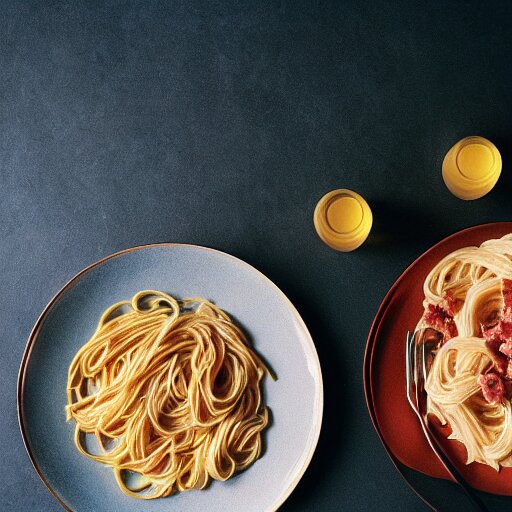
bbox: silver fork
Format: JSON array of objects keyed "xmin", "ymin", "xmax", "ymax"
[{"xmin": 405, "ymin": 330, "xmax": 489, "ymax": 512}]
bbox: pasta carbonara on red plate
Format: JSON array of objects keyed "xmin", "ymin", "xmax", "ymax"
[{"xmin": 417, "ymin": 234, "xmax": 512, "ymax": 470}]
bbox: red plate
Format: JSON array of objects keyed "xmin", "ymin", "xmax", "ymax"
[{"xmin": 365, "ymin": 222, "xmax": 512, "ymax": 496}]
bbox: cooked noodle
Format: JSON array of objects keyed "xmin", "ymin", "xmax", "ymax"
[
  {"xmin": 418, "ymin": 234, "xmax": 512, "ymax": 470},
  {"xmin": 66, "ymin": 290, "xmax": 269, "ymax": 498}
]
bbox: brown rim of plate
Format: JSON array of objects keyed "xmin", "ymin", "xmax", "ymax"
[
  {"xmin": 17, "ymin": 242, "xmax": 323, "ymax": 512},
  {"xmin": 363, "ymin": 221, "xmax": 512, "ymax": 511}
]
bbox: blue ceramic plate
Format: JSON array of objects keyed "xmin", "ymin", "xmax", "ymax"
[{"xmin": 18, "ymin": 244, "xmax": 323, "ymax": 512}]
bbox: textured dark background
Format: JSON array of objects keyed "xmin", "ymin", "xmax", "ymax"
[{"xmin": 3, "ymin": 1, "xmax": 512, "ymax": 510}]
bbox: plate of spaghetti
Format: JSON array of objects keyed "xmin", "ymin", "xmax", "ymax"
[
  {"xmin": 18, "ymin": 244, "xmax": 323, "ymax": 512},
  {"xmin": 365, "ymin": 222, "xmax": 512, "ymax": 497}
]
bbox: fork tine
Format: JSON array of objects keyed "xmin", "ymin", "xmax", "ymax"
[
  {"xmin": 421, "ymin": 333, "xmax": 431, "ymax": 384},
  {"xmin": 405, "ymin": 331, "xmax": 416, "ymax": 410}
]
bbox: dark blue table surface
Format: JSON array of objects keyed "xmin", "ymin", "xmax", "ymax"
[{"xmin": 3, "ymin": 1, "xmax": 512, "ymax": 510}]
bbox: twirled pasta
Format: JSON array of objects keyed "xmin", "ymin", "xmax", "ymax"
[
  {"xmin": 417, "ymin": 235, "xmax": 512, "ymax": 470},
  {"xmin": 66, "ymin": 291, "xmax": 269, "ymax": 499}
]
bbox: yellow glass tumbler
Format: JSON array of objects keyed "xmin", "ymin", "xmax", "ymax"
[
  {"xmin": 442, "ymin": 136, "xmax": 501, "ymax": 200},
  {"xmin": 314, "ymin": 189, "xmax": 372, "ymax": 251}
]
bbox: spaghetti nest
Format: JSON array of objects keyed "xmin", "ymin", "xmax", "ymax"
[{"xmin": 66, "ymin": 290, "xmax": 269, "ymax": 499}]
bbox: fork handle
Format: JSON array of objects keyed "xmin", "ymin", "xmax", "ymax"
[{"xmin": 419, "ymin": 418, "xmax": 489, "ymax": 512}]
